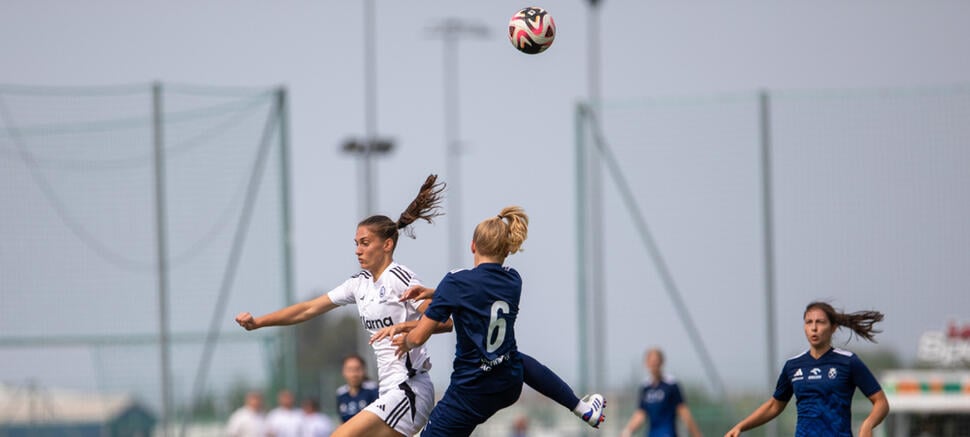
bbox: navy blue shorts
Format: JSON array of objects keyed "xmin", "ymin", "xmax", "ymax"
[{"xmin": 421, "ymin": 383, "xmax": 522, "ymax": 437}]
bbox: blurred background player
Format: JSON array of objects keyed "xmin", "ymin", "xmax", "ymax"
[
  {"xmin": 266, "ymin": 389, "xmax": 303, "ymax": 437},
  {"xmin": 236, "ymin": 174, "xmax": 452, "ymax": 437},
  {"xmin": 724, "ymin": 301, "xmax": 889, "ymax": 437},
  {"xmin": 336, "ymin": 354, "xmax": 379, "ymax": 423},
  {"xmin": 226, "ymin": 391, "xmax": 265, "ymax": 437},
  {"xmin": 510, "ymin": 415, "xmax": 529, "ymax": 437},
  {"xmin": 621, "ymin": 348, "xmax": 703, "ymax": 437},
  {"xmin": 299, "ymin": 397, "xmax": 334, "ymax": 437}
]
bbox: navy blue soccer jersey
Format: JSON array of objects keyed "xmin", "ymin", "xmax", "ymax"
[
  {"xmin": 423, "ymin": 263, "xmax": 523, "ymax": 393},
  {"xmin": 773, "ymin": 348, "xmax": 882, "ymax": 437},
  {"xmin": 637, "ymin": 375, "xmax": 685, "ymax": 437},
  {"xmin": 336, "ymin": 380, "xmax": 379, "ymax": 423}
]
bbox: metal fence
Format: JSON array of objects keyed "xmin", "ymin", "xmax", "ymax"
[
  {"xmin": 575, "ymin": 85, "xmax": 970, "ymax": 436},
  {"xmin": 0, "ymin": 83, "xmax": 294, "ymax": 435}
]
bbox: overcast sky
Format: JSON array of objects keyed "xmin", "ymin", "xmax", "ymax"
[{"xmin": 2, "ymin": 0, "xmax": 970, "ymax": 406}]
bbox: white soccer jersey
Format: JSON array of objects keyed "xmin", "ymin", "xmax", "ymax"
[
  {"xmin": 327, "ymin": 262, "xmax": 432, "ymax": 394},
  {"xmin": 265, "ymin": 407, "xmax": 302, "ymax": 437}
]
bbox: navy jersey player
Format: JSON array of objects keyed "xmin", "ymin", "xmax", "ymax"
[
  {"xmin": 235, "ymin": 175, "xmax": 453, "ymax": 437},
  {"xmin": 621, "ymin": 348, "xmax": 703, "ymax": 437},
  {"xmin": 335, "ymin": 354, "xmax": 380, "ymax": 423},
  {"xmin": 376, "ymin": 287, "xmax": 607, "ymax": 430},
  {"xmin": 725, "ymin": 302, "xmax": 889, "ymax": 437},
  {"xmin": 389, "ymin": 206, "xmax": 605, "ymax": 436}
]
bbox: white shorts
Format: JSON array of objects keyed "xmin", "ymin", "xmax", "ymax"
[{"xmin": 364, "ymin": 372, "xmax": 434, "ymax": 436}]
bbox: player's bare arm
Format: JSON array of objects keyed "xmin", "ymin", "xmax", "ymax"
[
  {"xmin": 235, "ymin": 293, "xmax": 338, "ymax": 330},
  {"xmin": 677, "ymin": 404, "xmax": 704, "ymax": 437},
  {"xmin": 415, "ymin": 299, "xmax": 454, "ymax": 333},
  {"xmin": 369, "ymin": 320, "xmax": 418, "ymax": 344},
  {"xmin": 725, "ymin": 398, "xmax": 787, "ymax": 437},
  {"xmin": 400, "ymin": 284, "xmax": 435, "ymax": 301},
  {"xmin": 393, "ymin": 316, "xmax": 437, "ymax": 357},
  {"xmin": 859, "ymin": 390, "xmax": 889, "ymax": 437},
  {"xmin": 370, "ymin": 298, "xmax": 453, "ymax": 344},
  {"xmin": 369, "ymin": 317, "xmax": 452, "ymax": 344},
  {"xmin": 619, "ymin": 409, "xmax": 645, "ymax": 437}
]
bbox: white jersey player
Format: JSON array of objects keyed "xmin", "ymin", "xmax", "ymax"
[
  {"xmin": 235, "ymin": 175, "xmax": 452, "ymax": 437},
  {"xmin": 328, "ymin": 263, "xmax": 432, "ymax": 393}
]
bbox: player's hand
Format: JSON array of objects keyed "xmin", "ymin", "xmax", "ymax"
[
  {"xmin": 370, "ymin": 323, "xmax": 408, "ymax": 344},
  {"xmin": 369, "ymin": 325, "xmax": 395, "ymax": 344},
  {"xmin": 724, "ymin": 427, "xmax": 741, "ymax": 437},
  {"xmin": 400, "ymin": 285, "xmax": 434, "ymax": 302},
  {"xmin": 392, "ymin": 333, "xmax": 411, "ymax": 358},
  {"xmin": 235, "ymin": 312, "xmax": 259, "ymax": 331}
]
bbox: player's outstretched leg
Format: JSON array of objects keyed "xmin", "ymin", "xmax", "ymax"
[{"xmin": 520, "ymin": 352, "xmax": 606, "ymax": 428}]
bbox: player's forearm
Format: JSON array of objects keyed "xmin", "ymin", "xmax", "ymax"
[
  {"xmin": 404, "ymin": 318, "xmax": 436, "ymax": 349},
  {"xmin": 409, "ymin": 286, "xmax": 435, "ymax": 301},
  {"xmin": 432, "ymin": 318, "xmax": 453, "ymax": 333},
  {"xmin": 394, "ymin": 320, "xmax": 419, "ymax": 332},
  {"xmin": 860, "ymin": 392, "xmax": 889, "ymax": 434},
  {"xmin": 256, "ymin": 301, "xmax": 317, "ymax": 327},
  {"xmin": 688, "ymin": 421, "xmax": 704, "ymax": 437},
  {"xmin": 677, "ymin": 406, "xmax": 704, "ymax": 437},
  {"xmin": 735, "ymin": 399, "xmax": 782, "ymax": 431},
  {"xmin": 381, "ymin": 319, "xmax": 448, "ymax": 337},
  {"xmin": 685, "ymin": 416, "xmax": 704, "ymax": 437},
  {"xmin": 621, "ymin": 410, "xmax": 645, "ymax": 436}
]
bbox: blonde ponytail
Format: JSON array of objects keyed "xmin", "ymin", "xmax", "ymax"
[{"xmin": 474, "ymin": 206, "xmax": 529, "ymax": 259}]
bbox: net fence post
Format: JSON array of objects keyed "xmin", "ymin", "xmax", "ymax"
[
  {"xmin": 575, "ymin": 102, "xmax": 589, "ymax": 396},
  {"xmin": 759, "ymin": 90, "xmax": 779, "ymax": 437},
  {"xmin": 152, "ymin": 81, "xmax": 174, "ymax": 437},
  {"xmin": 276, "ymin": 87, "xmax": 298, "ymax": 393}
]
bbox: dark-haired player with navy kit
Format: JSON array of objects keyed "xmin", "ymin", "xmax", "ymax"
[
  {"xmin": 725, "ymin": 301, "xmax": 889, "ymax": 437},
  {"xmin": 388, "ymin": 206, "xmax": 605, "ymax": 436}
]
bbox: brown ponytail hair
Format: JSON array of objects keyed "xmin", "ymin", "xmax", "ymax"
[
  {"xmin": 805, "ymin": 301, "xmax": 884, "ymax": 343},
  {"xmin": 357, "ymin": 174, "xmax": 445, "ymax": 251},
  {"xmin": 473, "ymin": 206, "xmax": 529, "ymax": 259}
]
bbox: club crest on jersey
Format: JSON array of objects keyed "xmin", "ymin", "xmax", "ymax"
[
  {"xmin": 828, "ymin": 367, "xmax": 837, "ymax": 379},
  {"xmin": 378, "ymin": 285, "xmax": 388, "ymax": 302},
  {"xmin": 361, "ymin": 316, "xmax": 393, "ymax": 330}
]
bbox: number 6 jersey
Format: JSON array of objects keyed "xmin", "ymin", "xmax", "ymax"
[{"xmin": 423, "ymin": 262, "xmax": 523, "ymax": 393}]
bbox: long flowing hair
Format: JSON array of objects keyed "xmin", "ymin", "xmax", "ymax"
[
  {"xmin": 805, "ymin": 301, "xmax": 884, "ymax": 343},
  {"xmin": 357, "ymin": 174, "xmax": 445, "ymax": 251}
]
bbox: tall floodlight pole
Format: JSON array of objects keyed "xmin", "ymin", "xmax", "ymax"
[
  {"xmin": 342, "ymin": 0, "xmax": 395, "ymax": 219},
  {"xmin": 759, "ymin": 91, "xmax": 778, "ymax": 437},
  {"xmin": 362, "ymin": 0, "xmax": 378, "ymax": 216},
  {"xmin": 578, "ymin": 0, "xmax": 605, "ymax": 398},
  {"xmin": 342, "ymin": 0, "xmax": 395, "ymax": 374},
  {"xmin": 429, "ymin": 18, "xmax": 488, "ymax": 270}
]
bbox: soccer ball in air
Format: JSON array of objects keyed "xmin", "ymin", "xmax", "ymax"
[{"xmin": 508, "ymin": 7, "xmax": 556, "ymax": 55}]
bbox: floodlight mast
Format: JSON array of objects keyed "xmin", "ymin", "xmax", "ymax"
[
  {"xmin": 340, "ymin": 0, "xmax": 397, "ymax": 377},
  {"xmin": 428, "ymin": 18, "xmax": 488, "ymax": 270},
  {"xmin": 578, "ymin": 0, "xmax": 606, "ymax": 401}
]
